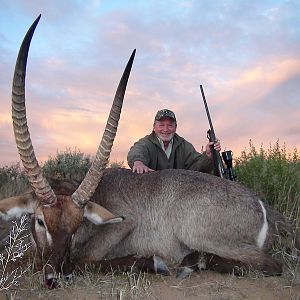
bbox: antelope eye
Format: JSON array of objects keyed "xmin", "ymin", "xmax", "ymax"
[{"xmin": 37, "ymin": 218, "xmax": 45, "ymax": 227}]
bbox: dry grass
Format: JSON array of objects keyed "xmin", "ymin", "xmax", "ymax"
[
  {"xmin": 1, "ymin": 260, "xmax": 155, "ymax": 300},
  {"xmin": 0, "ymin": 255, "xmax": 299, "ymax": 300}
]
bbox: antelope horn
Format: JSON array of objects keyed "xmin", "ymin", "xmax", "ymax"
[
  {"xmin": 72, "ymin": 49, "xmax": 136, "ymax": 207},
  {"xmin": 12, "ymin": 15, "xmax": 57, "ymax": 206}
]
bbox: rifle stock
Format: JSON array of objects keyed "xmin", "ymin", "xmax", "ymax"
[{"xmin": 207, "ymin": 129, "xmax": 226, "ymax": 178}]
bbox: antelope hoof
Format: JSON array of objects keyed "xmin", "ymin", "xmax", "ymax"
[
  {"xmin": 44, "ymin": 277, "xmax": 60, "ymax": 289},
  {"xmin": 63, "ymin": 274, "xmax": 74, "ymax": 284},
  {"xmin": 176, "ymin": 266, "xmax": 194, "ymax": 279},
  {"xmin": 153, "ymin": 255, "xmax": 171, "ymax": 276}
]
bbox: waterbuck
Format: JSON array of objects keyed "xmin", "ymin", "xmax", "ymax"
[{"xmin": 0, "ymin": 15, "xmax": 298, "ymax": 288}]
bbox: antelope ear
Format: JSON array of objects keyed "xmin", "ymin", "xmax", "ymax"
[
  {"xmin": 84, "ymin": 202, "xmax": 124, "ymax": 225},
  {"xmin": 0, "ymin": 193, "xmax": 36, "ymax": 220}
]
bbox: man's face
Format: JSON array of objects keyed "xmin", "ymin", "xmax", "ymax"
[{"xmin": 153, "ymin": 117, "xmax": 177, "ymax": 142}]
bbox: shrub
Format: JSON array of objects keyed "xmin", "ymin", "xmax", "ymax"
[
  {"xmin": 42, "ymin": 148, "xmax": 125, "ymax": 181},
  {"xmin": 42, "ymin": 148, "xmax": 92, "ymax": 181},
  {"xmin": 109, "ymin": 160, "xmax": 125, "ymax": 168},
  {"xmin": 0, "ymin": 215, "xmax": 31, "ymax": 290},
  {"xmin": 0, "ymin": 164, "xmax": 29, "ymax": 199},
  {"xmin": 235, "ymin": 140, "xmax": 300, "ymax": 223}
]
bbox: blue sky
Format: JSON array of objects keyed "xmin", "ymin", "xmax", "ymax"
[{"xmin": 0, "ymin": 0, "xmax": 299, "ymax": 166}]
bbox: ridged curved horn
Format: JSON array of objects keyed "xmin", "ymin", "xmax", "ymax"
[
  {"xmin": 12, "ymin": 15, "xmax": 57, "ymax": 206},
  {"xmin": 72, "ymin": 49, "xmax": 136, "ymax": 207}
]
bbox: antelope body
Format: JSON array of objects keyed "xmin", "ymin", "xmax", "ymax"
[
  {"xmin": 0, "ymin": 15, "xmax": 297, "ymax": 288},
  {"xmin": 1, "ymin": 167, "xmax": 292, "ymax": 283},
  {"xmin": 68, "ymin": 168, "xmax": 290, "ymax": 271}
]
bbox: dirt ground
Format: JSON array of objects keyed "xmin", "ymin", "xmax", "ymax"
[
  {"xmin": 150, "ymin": 272, "xmax": 300, "ymax": 300},
  {"xmin": 1, "ymin": 268, "xmax": 300, "ymax": 300}
]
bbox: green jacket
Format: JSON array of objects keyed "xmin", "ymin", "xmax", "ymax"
[{"xmin": 127, "ymin": 132, "xmax": 214, "ymax": 173}]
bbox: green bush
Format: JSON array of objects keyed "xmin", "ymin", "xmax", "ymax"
[
  {"xmin": 0, "ymin": 164, "xmax": 29, "ymax": 198},
  {"xmin": 42, "ymin": 148, "xmax": 125, "ymax": 181},
  {"xmin": 42, "ymin": 148, "xmax": 92, "ymax": 181},
  {"xmin": 109, "ymin": 160, "xmax": 125, "ymax": 168},
  {"xmin": 235, "ymin": 141, "xmax": 300, "ymax": 223}
]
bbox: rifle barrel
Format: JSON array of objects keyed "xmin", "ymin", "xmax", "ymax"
[{"xmin": 200, "ymin": 85, "xmax": 215, "ymax": 139}]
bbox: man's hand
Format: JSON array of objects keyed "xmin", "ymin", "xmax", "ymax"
[
  {"xmin": 132, "ymin": 161, "xmax": 154, "ymax": 174},
  {"xmin": 205, "ymin": 141, "xmax": 221, "ymax": 159}
]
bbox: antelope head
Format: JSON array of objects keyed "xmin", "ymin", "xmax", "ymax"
[{"xmin": 0, "ymin": 15, "xmax": 135, "ymax": 288}]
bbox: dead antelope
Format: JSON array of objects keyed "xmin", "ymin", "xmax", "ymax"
[{"xmin": 0, "ymin": 15, "xmax": 298, "ymax": 289}]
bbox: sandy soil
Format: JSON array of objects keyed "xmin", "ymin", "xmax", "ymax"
[
  {"xmin": 150, "ymin": 272, "xmax": 300, "ymax": 300},
  {"xmin": 1, "ymin": 268, "xmax": 299, "ymax": 300}
]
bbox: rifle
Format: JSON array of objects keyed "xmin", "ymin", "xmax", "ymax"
[{"xmin": 200, "ymin": 85, "xmax": 236, "ymax": 181}]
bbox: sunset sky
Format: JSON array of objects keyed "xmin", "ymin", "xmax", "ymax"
[{"xmin": 0, "ymin": 0, "xmax": 299, "ymax": 167}]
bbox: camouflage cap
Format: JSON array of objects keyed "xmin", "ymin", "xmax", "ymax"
[{"xmin": 154, "ymin": 109, "xmax": 176, "ymax": 123}]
